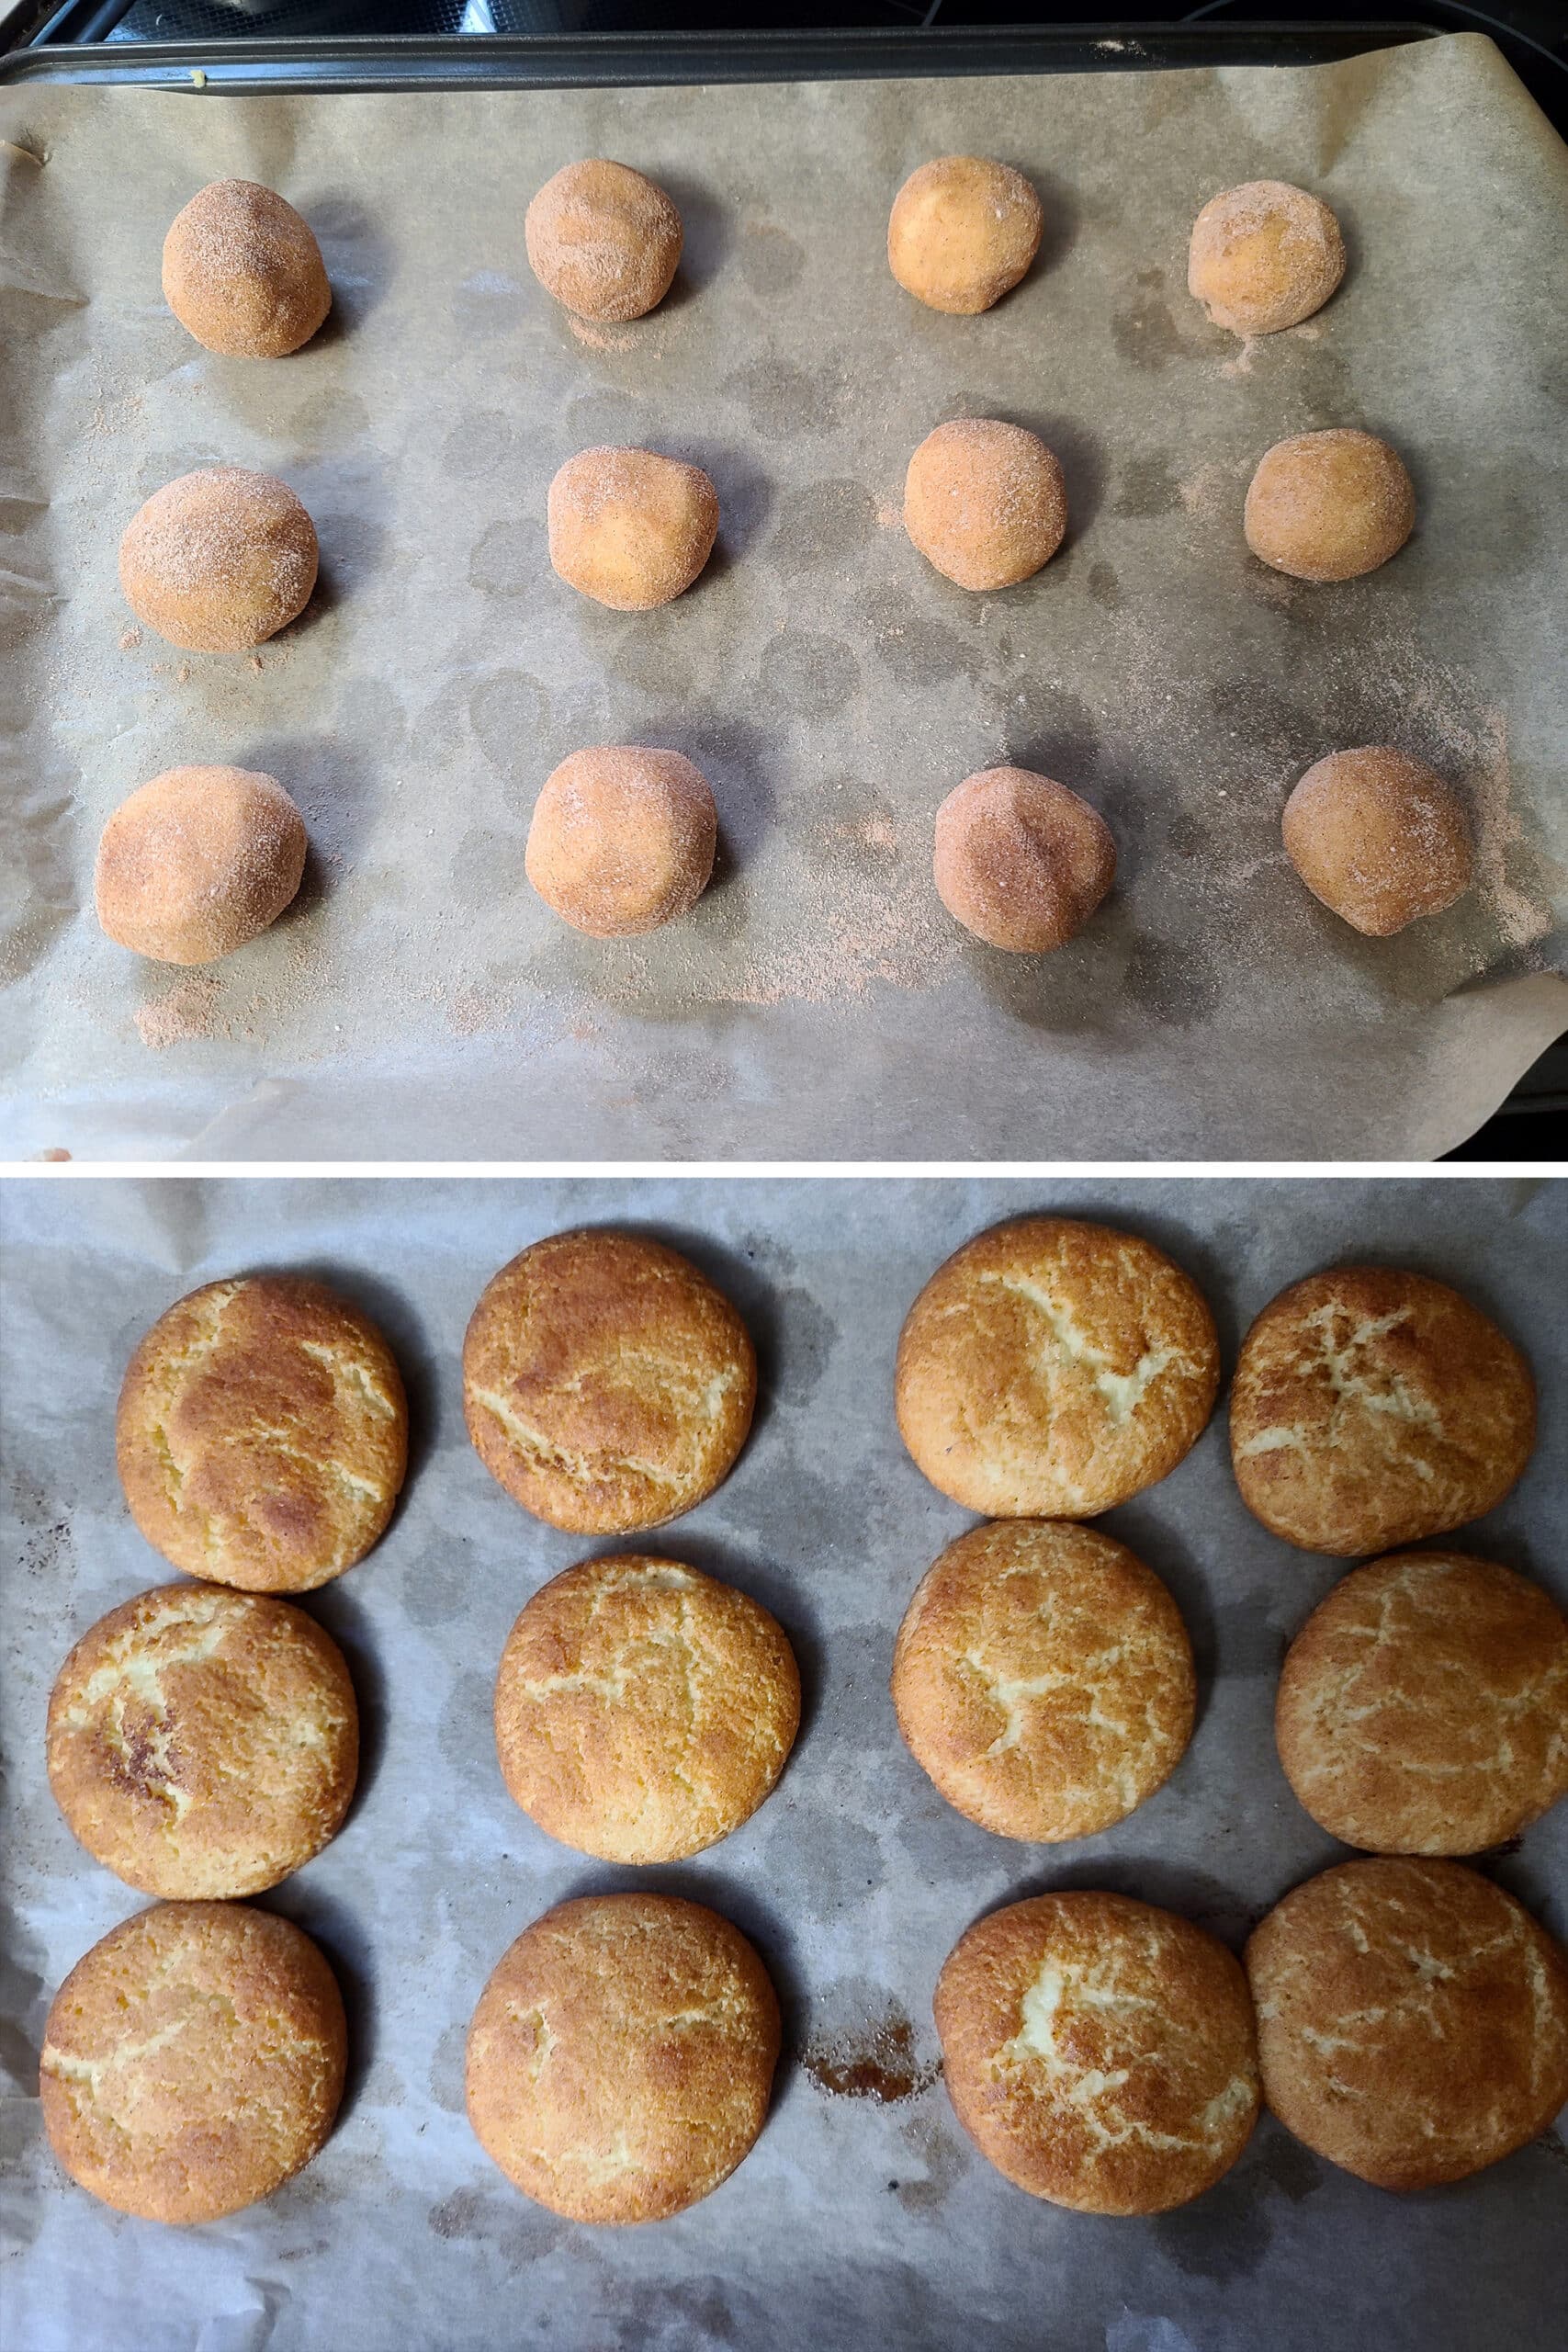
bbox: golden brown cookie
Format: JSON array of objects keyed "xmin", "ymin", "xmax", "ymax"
[
  {"xmin": 935, "ymin": 1891, "xmax": 1259, "ymax": 2212},
  {"xmin": 888, "ymin": 156, "xmax": 1043, "ymax": 315},
  {"xmin": 893, "ymin": 1521, "xmax": 1195, "ymax": 1841},
  {"xmin": 96, "ymin": 764, "xmax": 308, "ymax": 966},
  {"xmin": 1282, "ymin": 746, "xmax": 1472, "ymax": 937},
  {"xmin": 1188, "ymin": 181, "xmax": 1345, "ymax": 336},
  {"xmin": 525, "ymin": 159, "xmax": 682, "ymax": 322},
  {"xmin": 904, "ymin": 419, "xmax": 1066, "ymax": 591},
  {"xmin": 163, "ymin": 179, "xmax": 331, "ymax": 357},
  {"xmin": 118, "ymin": 467, "xmax": 319, "ymax": 652},
  {"xmin": 1275, "ymin": 1551, "xmax": 1568, "ymax": 1854},
  {"xmin": 1230, "ymin": 1266, "xmax": 1535, "ymax": 1555},
  {"xmin": 896, "ymin": 1216, "xmax": 1219, "ymax": 1518},
  {"xmin": 1244, "ymin": 429, "xmax": 1414, "ymax": 582},
  {"xmin": 117, "ymin": 1275, "xmax": 408, "ymax": 1592},
  {"xmin": 525, "ymin": 745, "xmax": 716, "ymax": 936},
  {"xmin": 494, "ymin": 1554, "xmax": 798, "ymax": 1861},
  {"xmin": 467, "ymin": 1893, "xmax": 778, "ymax": 2222},
  {"xmin": 547, "ymin": 447, "xmax": 718, "ymax": 610},
  {"xmin": 463, "ymin": 1228, "xmax": 755, "ymax": 1533},
  {"xmin": 47, "ymin": 1582, "xmax": 357, "ymax": 1898},
  {"xmin": 933, "ymin": 766, "xmax": 1115, "ymax": 952},
  {"xmin": 1247, "ymin": 1858, "xmax": 1568, "ymax": 2189},
  {"xmin": 40, "ymin": 1901, "xmax": 345, "ymax": 2222}
]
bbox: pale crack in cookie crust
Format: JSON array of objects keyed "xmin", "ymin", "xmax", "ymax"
[
  {"xmin": 1230, "ymin": 1267, "xmax": 1534, "ymax": 1555},
  {"xmin": 895, "ymin": 1217, "xmax": 1219, "ymax": 1518},
  {"xmin": 462, "ymin": 1229, "xmax": 756, "ymax": 1533},
  {"xmin": 934, "ymin": 1891, "xmax": 1259, "ymax": 2213}
]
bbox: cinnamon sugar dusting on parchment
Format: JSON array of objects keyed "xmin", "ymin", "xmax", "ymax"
[{"xmin": 135, "ymin": 974, "xmax": 221, "ymax": 1049}]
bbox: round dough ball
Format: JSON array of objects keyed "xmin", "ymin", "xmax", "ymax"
[
  {"xmin": 888, "ymin": 155, "xmax": 1043, "ymax": 315},
  {"xmin": 525, "ymin": 744, "xmax": 716, "ymax": 937},
  {"xmin": 892, "ymin": 1521, "xmax": 1194, "ymax": 1841},
  {"xmin": 1247, "ymin": 1858, "xmax": 1568, "ymax": 2189},
  {"xmin": 463, "ymin": 1228, "xmax": 755, "ymax": 1533},
  {"xmin": 117, "ymin": 1274, "xmax": 408, "ymax": 1593},
  {"xmin": 1244, "ymin": 428, "xmax": 1414, "ymax": 582},
  {"xmin": 1276, "ymin": 1551, "xmax": 1568, "ymax": 1855},
  {"xmin": 933, "ymin": 765, "xmax": 1114, "ymax": 952},
  {"xmin": 47, "ymin": 1582, "xmax": 356, "ymax": 1898},
  {"xmin": 1230, "ymin": 1265, "xmax": 1535, "ymax": 1556},
  {"xmin": 119, "ymin": 466, "xmax": 319, "ymax": 652},
  {"xmin": 95, "ymin": 764, "xmax": 307, "ymax": 967},
  {"xmin": 525, "ymin": 158, "xmax": 682, "ymax": 323},
  {"xmin": 905, "ymin": 419, "xmax": 1066, "ymax": 591},
  {"xmin": 40, "ymin": 1901, "xmax": 345, "ymax": 2222},
  {"xmin": 896, "ymin": 1216, "xmax": 1219, "ymax": 1519},
  {"xmin": 547, "ymin": 446, "xmax": 718, "ymax": 610},
  {"xmin": 467, "ymin": 1893, "xmax": 778, "ymax": 2222},
  {"xmin": 936, "ymin": 1892, "xmax": 1259, "ymax": 2213},
  {"xmin": 162, "ymin": 178, "xmax": 331, "ymax": 358},
  {"xmin": 1188, "ymin": 180, "xmax": 1345, "ymax": 336},
  {"xmin": 1282, "ymin": 746, "xmax": 1472, "ymax": 936},
  {"xmin": 495, "ymin": 1554, "xmax": 798, "ymax": 1862}
]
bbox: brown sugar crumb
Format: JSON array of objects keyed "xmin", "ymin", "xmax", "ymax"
[{"xmin": 119, "ymin": 627, "xmax": 141, "ymax": 650}]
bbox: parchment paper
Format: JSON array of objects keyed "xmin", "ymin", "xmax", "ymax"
[
  {"xmin": 2, "ymin": 35, "xmax": 1566, "ymax": 1161},
  {"xmin": 2, "ymin": 1172, "xmax": 1564, "ymax": 2350}
]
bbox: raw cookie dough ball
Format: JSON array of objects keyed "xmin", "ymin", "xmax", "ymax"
[
  {"xmin": 525, "ymin": 158, "xmax": 682, "ymax": 323},
  {"xmin": 905, "ymin": 419, "xmax": 1066, "ymax": 591},
  {"xmin": 1188, "ymin": 180, "xmax": 1345, "ymax": 336},
  {"xmin": 162, "ymin": 178, "xmax": 331, "ymax": 358},
  {"xmin": 1282, "ymin": 746, "xmax": 1472, "ymax": 936},
  {"xmin": 933, "ymin": 765, "xmax": 1114, "ymax": 952},
  {"xmin": 1247, "ymin": 1859, "xmax": 1568, "ymax": 2188},
  {"xmin": 467, "ymin": 1893, "xmax": 779, "ymax": 2222},
  {"xmin": 525, "ymin": 744, "xmax": 716, "ymax": 936},
  {"xmin": 1230, "ymin": 1265, "xmax": 1535, "ymax": 1555},
  {"xmin": 897, "ymin": 1216, "xmax": 1219, "ymax": 1519},
  {"xmin": 47, "ymin": 1583, "xmax": 357, "ymax": 1898},
  {"xmin": 892, "ymin": 1521, "xmax": 1195, "ymax": 1841},
  {"xmin": 1244, "ymin": 428, "xmax": 1414, "ymax": 582},
  {"xmin": 936, "ymin": 1892, "xmax": 1259, "ymax": 2213},
  {"xmin": 547, "ymin": 446, "xmax": 718, "ymax": 610},
  {"xmin": 463, "ymin": 1228, "xmax": 756, "ymax": 1533},
  {"xmin": 96, "ymin": 764, "xmax": 308, "ymax": 966},
  {"xmin": 888, "ymin": 155, "xmax": 1043, "ymax": 315},
  {"xmin": 119, "ymin": 466, "xmax": 319, "ymax": 651},
  {"xmin": 1276, "ymin": 1551, "xmax": 1568, "ymax": 1855},
  {"xmin": 494, "ymin": 1554, "xmax": 799, "ymax": 1862},
  {"xmin": 117, "ymin": 1275, "xmax": 408, "ymax": 1592},
  {"xmin": 40, "ymin": 1901, "xmax": 345, "ymax": 2222}
]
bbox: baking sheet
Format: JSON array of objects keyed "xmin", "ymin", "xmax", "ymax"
[
  {"xmin": 2, "ymin": 1171, "xmax": 1565, "ymax": 2351},
  {"xmin": 2, "ymin": 34, "xmax": 1567, "ymax": 1162}
]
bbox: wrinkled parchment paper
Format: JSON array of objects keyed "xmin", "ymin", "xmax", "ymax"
[
  {"xmin": 1, "ymin": 35, "xmax": 1566, "ymax": 1159},
  {"xmin": 2, "ymin": 1173, "xmax": 1564, "ymax": 2350}
]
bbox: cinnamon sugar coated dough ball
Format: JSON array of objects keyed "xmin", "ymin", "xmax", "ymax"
[
  {"xmin": 1247, "ymin": 1859, "xmax": 1568, "ymax": 2188},
  {"xmin": 119, "ymin": 467, "xmax": 318, "ymax": 651},
  {"xmin": 896, "ymin": 1216, "xmax": 1219, "ymax": 1518},
  {"xmin": 1283, "ymin": 747, "xmax": 1472, "ymax": 936},
  {"xmin": 1245, "ymin": 428, "xmax": 1414, "ymax": 582},
  {"xmin": 47, "ymin": 1583, "xmax": 357, "ymax": 1899},
  {"xmin": 467, "ymin": 1893, "xmax": 779, "ymax": 2222},
  {"xmin": 1276, "ymin": 1552, "xmax": 1568, "ymax": 1855},
  {"xmin": 1230, "ymin": 1266, "xmax": 1535, "ymax": 1555},
  {"xmin": 934, "ymin": 766, "xmax": 1114, "ymax": 952},
  {"xmin": 117, "ymin": 1275, "xmax": 408, "ymax": 1592},
  {"xmin": 525, "ymin": 745, "xmax": 716, "ymax": 937},
  {"xmin": 888, "ymin": 155, "xmax": 1043, "ymax": 314},
  {"xmin": 96, "ymin": 764, "xmax": 307, "ymax": 966},
  {"xmin": 1188, "ymin": 181, "xmax": 1345, "ymax": 336},
  {"xmin": 495, "ymin": 1555, "xmax": 798, "ymax": 1862},
  {"xmin": 936, "ymin": 1893, "xmax": 1259, "ymax": 2213},
  {"xmin": 40, "ymin": 1902, "xmax": 345, "ymax": 2222},
  {"xmin": 905, "ymin": 419, "xmax": 1066, "ymax": 590},
  {"xmin": 548, "ymin": 446, "xmax": 718, "ymax": 610},
  {"xmin": 525, "ymin": 159, "xmax": 682, "ymax": 323},
  {"xmin": 463, "ymin": 1228, "xmax": 755, "ymax": 1533},
  {"xmin": 163, "ymin": 179, "xmax": 330, "ymax": 358},
  {"xmin": 892, "ymin": 1521, "xmax": 1195, "ymax": 1841}
]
